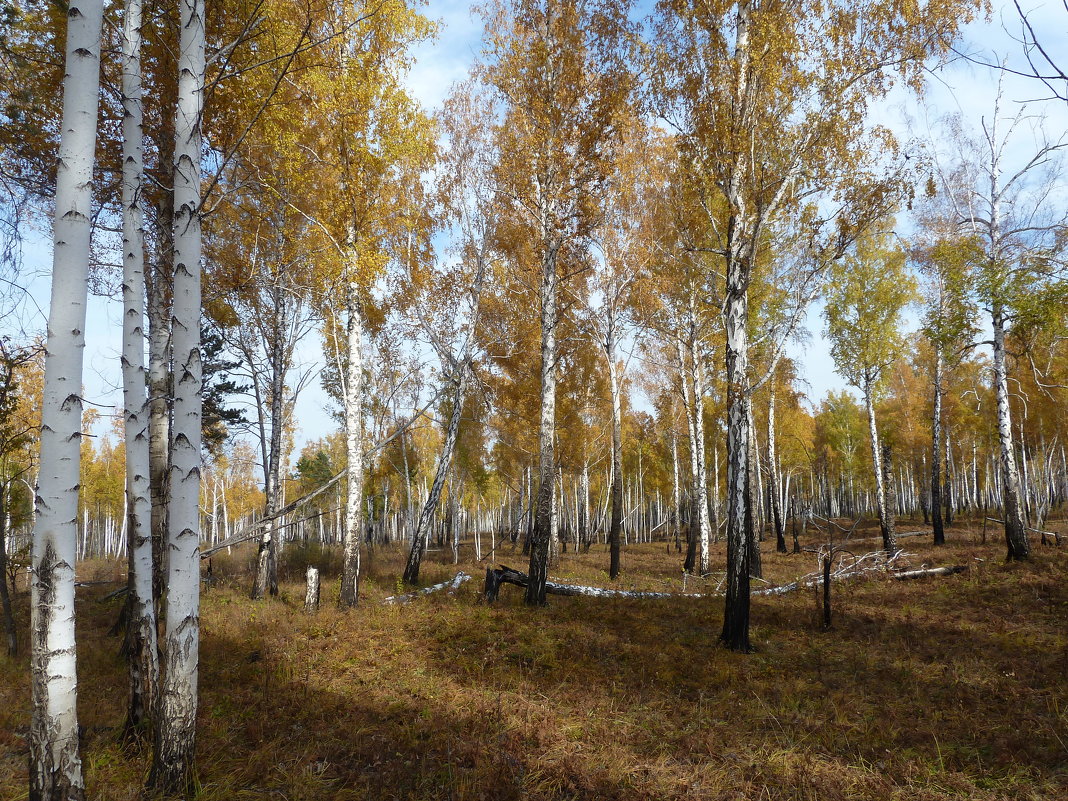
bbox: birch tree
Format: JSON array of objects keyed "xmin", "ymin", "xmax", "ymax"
[
  {"xmin": 481, "ymin": 0, "xmax": 635, "ymax": 605},
  {"xmin": 912, "ymin": 216, "xmax": 980, "ymax": 546},
  {"xmin": 150, "ymin": 0, "xmax": 204, "ymax": 789},
  {"xmin": 402, "ymin": 84, "xmax": 495, "ymax": 585},
  {"xmin": 824, "ymin": 229, "xmax": 916, "ymax": 554},
  {"xmin": 29, "ymin": 0, "xmax": 104, "ymax": 796},
  {"xmin": 655, "ymin": 0, "xmax": 982, "ymax": 652},
  {"xmin": 119, "ymin": 0, "xmax": 157, "ymax": 737},
  {"xmin": 287, "ymin": 1, "xmax": 433, "ymax": 608},
  {"xmin": 934, "ymin": 99, "xmax": 1067, "ymax": 561},
  {"xmin": 206, "ymin": 192, "xmax": 318, "ymax": 600},
  {"xmin": 590, "ymin": 118, "xmax": 652, "ymax": 579},
  {"xmin": 0, "ymin": 339, "xmax": 41, "ymax": 656}
]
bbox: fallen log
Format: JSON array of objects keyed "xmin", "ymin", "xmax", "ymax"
[
  {"xmin": 383, "ymin": 571, "xmax": 472, "ymax": 605},
  {"xmin": 483, "ymin": 565, "xmax": 704, "ymax": 602},
  {"xmin": 985, "ymin": 517, "xmax": 1060, "ymax": 541},
  {"xmin": 891, "ymin": 565, "xmax": 968, "ymax": 580}
]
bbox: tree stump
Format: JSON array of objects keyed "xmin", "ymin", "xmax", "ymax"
[{"xmin": 304, "ymin": 567, "xmax": 320, "ymax": 613}]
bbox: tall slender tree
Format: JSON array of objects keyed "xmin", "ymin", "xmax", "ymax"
[
  {"xmin": 29, "ymin": 0, "xmax": 104, "ymax": 796},
  {"xmin": 481, "ymin": 0, "xmax": 635, "ymax": 605},
  {"xmin": 150, "ymin": 0, "xmax": 204, "ymax": 790},
  {"xmin": 403, "ymin": 84, "xmax": 495, "ymax": 585},
  {"xmin": 119, "ymin": 0, "xmax": 158, "ymax": 737},
  {"xmin": 932, "ymin": 96, "xmax": 1067, "ymax": 560},
  {"xmin": 824, "ymin": 229, "xmax": 916, "ymax": 554},
  {"xmin": 655, "ymin": 0, "xmax": 982, "ymax": 651}
]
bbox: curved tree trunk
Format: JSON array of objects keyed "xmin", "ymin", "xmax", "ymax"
[
  {"xmin": 29, "ymin": 0, "xmax": 104, "ymax": 794},
  {"xmin": 403, "ymin": 359, "xmax": 471, "ymax": 584}
]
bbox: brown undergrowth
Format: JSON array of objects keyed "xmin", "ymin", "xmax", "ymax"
[{"xmin": 1, "ymin": 518, "xmax": 1066, "ymax": 800}]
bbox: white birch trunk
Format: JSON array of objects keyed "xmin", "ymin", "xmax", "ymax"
[
  {"xmin": 120, "ymin": 0, "xmax": 157, "ymax": 735},
  {"xmin": 30, "ymin": 0, "xmax": 104, "ymax": 794},
  {"xmin": 767, "ymin": 384, "xmax": 785, "ymax": 553},
  {"xmin": 931, "ymin": 348, "xmax": 945, "ymax": 544},
  {"xmin": 526, "ymin": 239, "xmax": 558, "ymax": 605},
  {"xmin": 992, "ymin": 307, "xmax": 1028, "ymax": 558},
  {"xmin": 339, "ymin": 286, "xmax": 365, "ymax": 607},
  {"xmin": 688, "ymin": 334, "xmax": 710, "ymax": 573},
  {"xmin": 151, "ymin": 0, "xmax": 203, "ymax": 790},
  {"xmin": 863, "ymin": 376, "xmax": 895, "ymax": 553},
  {"xmin": 606, "ymin": 329, "xmax": 624, "ymax": 579}
]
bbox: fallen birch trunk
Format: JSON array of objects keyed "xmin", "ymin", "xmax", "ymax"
[
  {"xmin": 483, "ymin": 565, "xmax": 705, "ymax": 602},
  {"xmin": 383, "ymin": 571, "xmax": 472, "ymax": 605},
  {"xmin": 891, "ymin": 565, "xmax": 968, "ymax": 580},
  {"xmin": 754, "ymin": 549, "xmax": 909, "ymax": 597}
]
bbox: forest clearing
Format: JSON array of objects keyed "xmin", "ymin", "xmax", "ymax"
[{"xmin": 2, "ymin": 521, "xmax": 1067, "ymax": 801}]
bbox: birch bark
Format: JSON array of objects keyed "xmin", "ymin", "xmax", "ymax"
[
  {"xmin": 150, "ymin": 0, "xmax": 204, "ymax": 789},
  {"xmin": 992, "ymin": 307, "xmax": 1029, "ymax": 559},
  {"xmin": 526, "ymin": 239, "xmax": 558, "ymax": 605},
  {"xmin": 29, "ymin": 0, "xmax": 104, "ymax": 795},
  {"xmin": 931, "ymin": 349, "xmax": 945, "ymax": 545},
  {"xmin": 863, "ymin": 375, "xmax": 896, "ymax": 553},
  {"xmin": 606, "ymin": 326, "xmax": 624, "ymax": 579},
  {"xmin": 339, "ymin": 285, "xmax": 365, "ymax": 607},
  {"xmin": 767, "ymin": 385, "xmax": 786, "ymax": 553},
  {"xmin": 119, "ymin": 0, "xmax": 157, "ymax": 736}
]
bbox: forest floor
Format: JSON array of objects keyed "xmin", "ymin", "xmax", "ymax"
[{"xmin": 2, "ymin": 517, "xmax": 1067, "ymax": 800}]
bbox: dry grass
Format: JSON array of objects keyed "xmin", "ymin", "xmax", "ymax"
[{"xmin": 2, "ymin": 518, "xmax": 1067, "ymax": 800}]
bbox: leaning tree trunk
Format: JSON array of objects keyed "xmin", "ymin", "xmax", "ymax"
[
  {"xmin": 991, "ymin": 306, "xmax": 1029, "ymax": 559},
  {"xmin": 404, "ymin": 250, "xmax": 487, "ymax": 583},
  {"xmin": 339, "ymin": 285, "xmax": 365, "ymax": 607},
  {"xmin": 931, "ymin": 348, "xmax": 945, "ymax": 545},
  {"xmin": 29, "ymin": 0, "xmax": 104, "ymax": 795},
  {"xmin": 526, "ymin": 243, "xmax": 558, "ymax": 606},
  {"xmin": 119, "ymin": 0, "xmax": 158, "ymax": 737},
  {"xmin": 150, "ymin": 0, "xmax": 204, "ymax": 791},
  {"xmin": 402, "ymin": 358, "xmax": 471, "ymax": 584}
]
